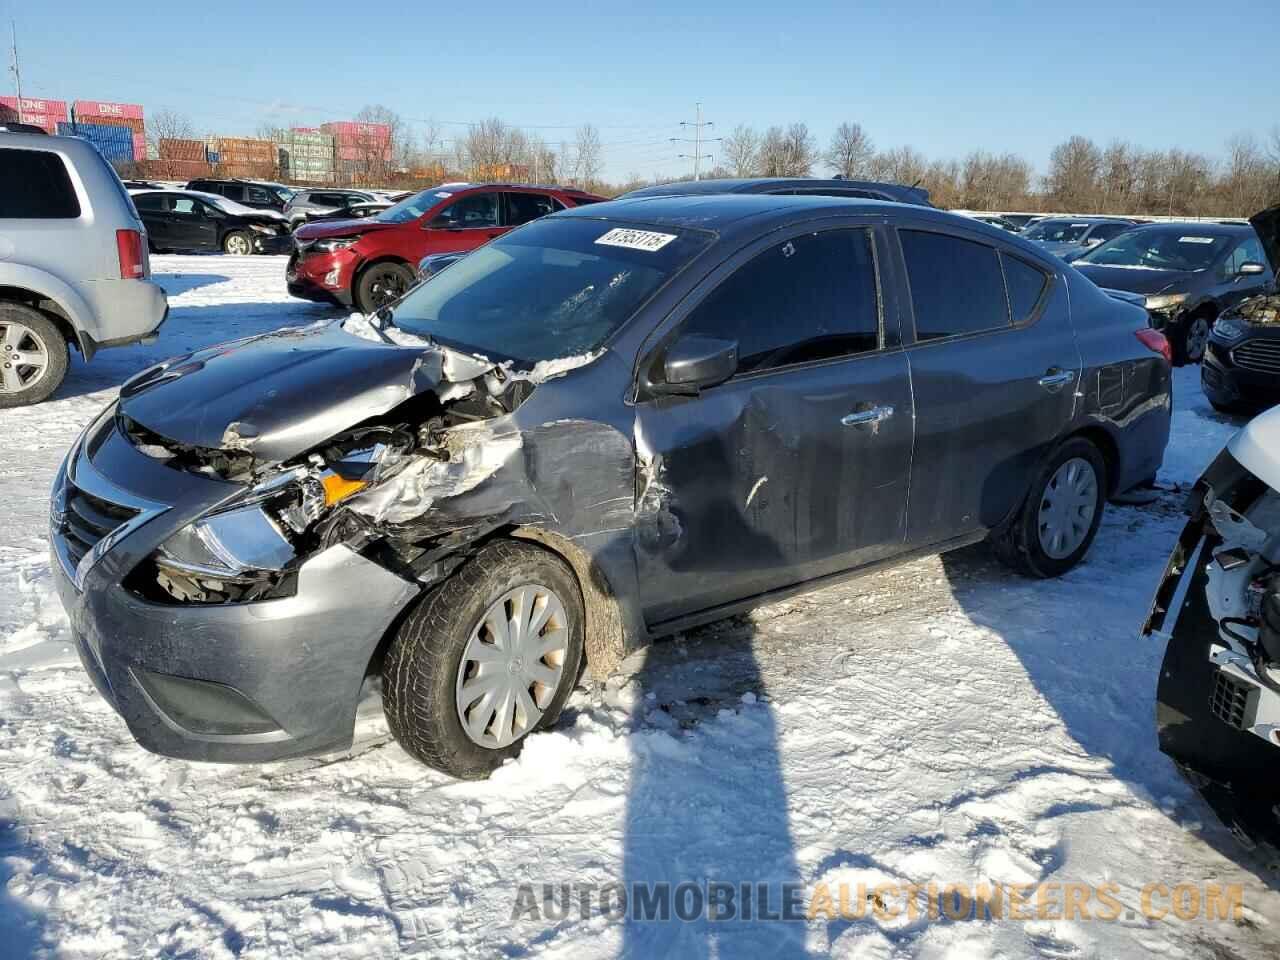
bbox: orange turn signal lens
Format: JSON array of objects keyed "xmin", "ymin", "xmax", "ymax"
[{"xmin": 321, "ymin": 474, "xmax": 367, "ymax": 506}]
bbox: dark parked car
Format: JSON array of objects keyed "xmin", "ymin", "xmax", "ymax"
[
  {"xmin": 131, "ymin": 190, "xmax": 292, "ymax": 255},
  {"xmin": 1141, "ymin": 398, "xmax": 1280, "ymax": 850},
  {"xmin": 186, "ymin": 178, "xmax": 292, "ymax": 212},
  {"xmin": 1200, "ymin": 205, "xmax": 1280, "ymax": 411},
  {"xmin": 621, "ymin": 176, "xmax": 932, "ymax": 206},
  {"xmin": 1075, "ymin": 221, "xmax": 1274, "ymax": 365},
  {"xmin": 51, "ymin": 195, "xmax": 1170, "ymax": 778},
  {"xmin": 1001, "ymin": 214, "xmax": 1042, "ymax": 230},
  {"xmin": 289, "ymin": 183, "xmax": 606, "ymax": 312},
  {"xmin": 1021, "ymin": 217, "xmax": 1137, "ymax": 260}
]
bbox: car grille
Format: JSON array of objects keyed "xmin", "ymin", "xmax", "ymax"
[
  {"xmin": 1231, "ymin": 339, "xmax": 1280, "ymax": 375},
  {"xmin": 58, "ymin": 481, "xmax": 141, "ymax": 572},
  {"xmin": 1209, "ymin": 670, "xmax": 1257, "ymax": 731}
]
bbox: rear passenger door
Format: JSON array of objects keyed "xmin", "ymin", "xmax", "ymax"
[
  {"xmin": 634, "ymin": 224, "xmax": 915, "ymax": 625},
  {"xmin": 894, "ymin": 225, "xmax": 1079, "ymax": 546}
]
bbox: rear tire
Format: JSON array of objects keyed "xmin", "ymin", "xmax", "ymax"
[
  {"xmin": 222, "ymin": 230, "xmax": 253, "ymax": 256},
  {"xmin": 0, "ymin": 304, "xmax": 69, "ymax": 408},
  {"xmin": 355, "ymin": 262, "xmax": 414, "ymax": 313},
  {"xmin": 991, "ymin": 437, "xmax": 1107, "ymax": 578},
  {"xmin": 381, "ymin": 540, "xmax": 585, "ymax": 779}
]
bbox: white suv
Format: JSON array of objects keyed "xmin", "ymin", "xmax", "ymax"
[{"xmin": 0, "ymin": 130, "xmax": 168, "ymax": 407}]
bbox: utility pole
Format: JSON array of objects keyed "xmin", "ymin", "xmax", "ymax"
[
  {"xmin": 8, "ymin": 20, "xmax": 22, "ymax": 121},
  {"xmin": 671, "ymin": 102, "xmax": 721, "ymax": 180}
]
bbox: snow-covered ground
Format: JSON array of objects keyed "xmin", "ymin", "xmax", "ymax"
[{"xmin": 1, "ymin": 255, "xmax": 1278, "ymax": 958}]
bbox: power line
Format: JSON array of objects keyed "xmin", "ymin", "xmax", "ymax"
[{"xmin": 670, "ymin": 101, "xmax": 721, "ymax": 180}]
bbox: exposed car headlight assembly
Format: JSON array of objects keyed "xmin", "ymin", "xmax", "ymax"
[
  {"xmin": 250, "ymin": 223, "xmax": 281, "ymax": 235},
  {"xmin": 1212, "ymin": 316, "xmax": 1248, "ymax": 343},
  {"xmin": 1144, "ymin": 293, "xmax": 1189, "ymax": 312},
  {"xmin": 314, "ymin": 237, "xmax": 358, "ymax": 253}
]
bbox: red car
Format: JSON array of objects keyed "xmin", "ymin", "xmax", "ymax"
[{"xmin": 288, "ymin": 183, "xmax": 606, "ymax": 312}]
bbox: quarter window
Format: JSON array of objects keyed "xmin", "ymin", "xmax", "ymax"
[
  {"xmin": 1002, "ymin": 254, "xmax": 1049, "ymax": 325},
  {"xmin": 901, "ymin": 230, "xmax": 1009, "ymax": 340},
  {"xmin": 0, "ymin": 149, "xmax": 80, "ymax": 218},
  {"xmin": 679, "ymin": 228, "xmax": 881, "ymax": 375}
]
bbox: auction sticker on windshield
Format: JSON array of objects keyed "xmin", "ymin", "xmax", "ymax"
[
  {"xmin": 595, "ymin": 228, "xmax": 677, "ymax": 252},
  {"xmin": 1179, "ymin": 236, "xmax": 1215, "ymax": 244}
]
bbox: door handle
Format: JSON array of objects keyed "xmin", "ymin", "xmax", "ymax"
[
  {"xmin": 841, "ymin": 405, "xmax": 894, "ymax": 427},
  {"xmin": 1038, "ymin": 369, "xmax": 1076, "ymax": 390}
]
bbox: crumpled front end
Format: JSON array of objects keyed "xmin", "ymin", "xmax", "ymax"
[{"xmin": 1144, "ymin": 437, "xmax": 1280, "ymax": 852}]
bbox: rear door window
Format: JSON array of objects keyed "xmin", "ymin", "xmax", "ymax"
[
  {"xmin": 0, "ymin": 148, "xmax": 81, "ymax": 218},
  {"xmin": 679, "ymin": 228, "xmax": 881, "ymax": 375},
  {"xmin": 505, "ymin": 192, "xmax": 558, "ymax": 226},
  {"xmin": 900, "ymin": 230, "xmax": 1010, "ymax": 341}
]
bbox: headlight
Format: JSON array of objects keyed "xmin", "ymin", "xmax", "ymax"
[
  {"xmin": 250, "ymin": 223, "xmax": 280, "ymax": 235},
  {"xmin": 314, "ymin": 237, "xmax": 357, "ymax": 253},
  {"xmin": 1144, "ymin": 293, "xmax": 1188, "ymax": 312},
  {"xmin": 1212, "ymin": 316, "xmax": 1248, "ymax": 342},
  {"xmin": 156, "ymin": 506, "xmax": 295, "ymax": 578}
]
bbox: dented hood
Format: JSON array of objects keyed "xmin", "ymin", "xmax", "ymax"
[
  {"xmin": 118, "ymin": 322, "xmax": 487, "ymax": 462},
  {"xmin": 1250, "ymin": 204, "xmax": 1279, "ymax": 274}
]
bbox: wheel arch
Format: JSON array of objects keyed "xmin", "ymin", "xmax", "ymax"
[
  {"xmin": 1066, "ymin": 424, "xmax": 1121, "ymax": 496},
  {"xmin": 0, "ymin": 281, "xmax": 90, "ymax": 356}
]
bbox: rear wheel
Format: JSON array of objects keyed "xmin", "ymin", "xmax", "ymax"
[
  {"xmin": 356, "ymin": 262, "xmax": 414, "ymax": 313},
  {"xmin": 222, "ymin": 230, "xmax": 253, "ymax": 256},
  {"xmin": 992, "ymin": 437, "xmax": 1107, "ymax": 578},
  {"xmin": 0, "ymin": 303, "xmax": 69, "ymax": 408},
  {"xmin": 381, "ymin": 541, "xmax": 585, "ymax": 779}
]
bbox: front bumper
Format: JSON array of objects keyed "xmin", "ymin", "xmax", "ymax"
[
  {"xmin": 286, "ymin": 247, "xmax": 357, "ymax": 308},
  {"xmin": 1202, "ymin": 338, "xmax": 1280, "ymax": 409},
  {"xmin": 253, "ymin": 233, "xmax": 294, "ymax": 255},
  {"xmin": 50, "ymin": 409, "xmax": 420, "ymax": 762}
]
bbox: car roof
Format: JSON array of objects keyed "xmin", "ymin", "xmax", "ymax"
[
  {"xmin": 1036, "ymin": 216, "xmax": 1135, "ymax": 225},
  {"xmin": 1124, "ymin": 220, "xmax": 1255, "ymax": 237},
  {"xmin": 622, "ymin": 176, "xmax": 929, "ymax": 203}
]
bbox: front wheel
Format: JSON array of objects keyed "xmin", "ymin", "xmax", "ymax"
[
  {"xmin": 222, "ymin": 230, "xmax": 253, "ymax": 256},
  {"xmin": 1174, "ymin": 314, "xmax": 1211, "ymax": 366},
  {"xmin": 381, "ymin": 541, "xmax": 585, "ymax": 779},
  {"xmin": 992, "ymin": 437, "xmax": 1107, "ymax": 578},
  {"xmin": 355, "ymin": 262, "xmax": 414, "ymax": 313},
  {"xmin": 0, "ymin": 303, "xmax": 69, "ymax": 408}
]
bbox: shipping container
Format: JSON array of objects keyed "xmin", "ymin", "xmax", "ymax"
[
  {"xmin": 0, "ymin": 96, "xmax": 68, "ymax": 134},
  {"xmin": 72, "ymin": 100, "xmax": 143, "ymax": 121},
  {"xmin": 57, "ymin": 121, "xmax": 135, "ymax": 164},
  {"xmin": 138, "ymin": 158, "xmax": 214, "ymax": 180},
  {"xmin": 321, "ymin": 120, "xmax": 391, "ymax": 142},
  {"xmin": 158, "ymin": 138, "xmax": 207, "ymax": 162}
]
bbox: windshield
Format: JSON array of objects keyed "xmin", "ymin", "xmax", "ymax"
[
  {"xmin": 1077, "ymin": 228, "xmax": 1231, "ymax": 271},
  {"xmin": 376, "ymin": 187, "xmax": 457, "ymax": 224},
  {"xmin": 1024, "ymin": 220, "xmax": 1090, "ymax": 243},
  {"xmin": 272, "ymin": 186, "xmax": 295, "ymax": 203},
  {"xmin": 390, "ymin": 218, "xmax": 715, "ymax": 364}
]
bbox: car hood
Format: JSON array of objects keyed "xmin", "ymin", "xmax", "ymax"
[
  {"xmin": 294, "ymin": 217, "xmax": 402, "ymax": 241},
  {"xmin": 1251, "ymin": 204, "xmax": 1279, "ymax": 274},
  {"xmin": 117, "ymin": 321, "xmax": 497, "ymax": 463},
  {"xmin": 1073, "ymin": 264, "xmax": 1195, "ymax": 296}
]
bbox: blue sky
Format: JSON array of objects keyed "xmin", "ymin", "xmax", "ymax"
[{"xmin": 7, "ymin": 0, "xmax": 1278, "ymax": 182}]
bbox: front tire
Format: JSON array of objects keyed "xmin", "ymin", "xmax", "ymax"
[
  {"xmin": 0, "ymin": 303, "xmax": 69, "ymax": 408},
  {"xmin": 382, "ymin": 541, "xmax": 585, "ymax": 779},
  {"xmin": 1173, "ymin": 313, "xmax": 1212, "ymax": 366},
  {"xmin": 222, "ymin": 230, "xmax": 253, "ymax": 256},
  {"xmin": 355, "ymin": 262, "xmax": 414, "ymax": 313},
  {"xmin": 992, "ymin": 437, "xmax": 1107, "ymax": 578}
]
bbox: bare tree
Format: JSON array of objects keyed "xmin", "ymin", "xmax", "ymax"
[
  {"xmin": 147, "ymin": 109, "xmax": 197, "ymax": 158},
  {"xmin": 352, "ymin": 104, "xmax": 410, "ymax": 181},
  {"xmin": 722, "ymin": 124, "xmax": 760, "ymax": 178},
  {"xmin": 758, "ymin": 123, "xmax": 817, "ymax": 177},
  {"xmin": 1045, "ymin": 135, "xmax": 1102, "ymax": 210},
  {"xmin": 827, "ymin": 121, "xmax": 874, "ymax": 179},
  {"xmin": 573, "ymin": 123, "xmax": 603, "ymax": 189},
  {"xmin": 868, "ymin": 145, "xmax": 929, "ymax": 187}
]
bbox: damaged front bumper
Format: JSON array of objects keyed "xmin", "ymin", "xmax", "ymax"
[
  {"xmin": 1143, "ymin": 449, "xmax": 1280, "ymax": 851},
  {"xmin": 50, "ymin": 409, "xmax": 420, "ymax": 762}
]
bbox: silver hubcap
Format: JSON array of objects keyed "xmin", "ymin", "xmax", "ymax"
[
  {"xmin": 1038, "ymin": 457, "xmax": 1099, "ymax": 559},
  {"xmin": 455, "ymin": 584, "xmax": 570, "ymax": 749},
  {"xmin": 0, "ymin": 321, "xmax": 50, "ymax": 394},
  {"xmin": 226, "ymin": 235, "xmax": 250, "ymax": 255},
  {"xmin": 1186, "ymin": 318, "xmax": 1209, "ymax": 361}
]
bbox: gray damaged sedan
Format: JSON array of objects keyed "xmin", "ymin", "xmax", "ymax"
[{"xmin": 51, "ymin": 195, "xmax": 1173, "ymax": 778}]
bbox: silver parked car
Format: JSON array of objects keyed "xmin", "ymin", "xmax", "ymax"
[
  {"xmin": 0, "ymin": 131, "xmax": 168, "ymax": 406},
  {"xmin": 282, "ymin": 188, "xmax": 383, "ymax": 228}
]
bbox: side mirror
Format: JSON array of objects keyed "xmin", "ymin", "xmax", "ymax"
[
  {"xmin": 656, "ymin": 335, "xmax": 738, "ymax": 395},
  {"xmin": 1239, "ymin": 262, "xmax": 1266, "ymax": 276}
]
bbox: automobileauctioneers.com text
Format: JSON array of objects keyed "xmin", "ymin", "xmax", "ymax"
[{"xmin": 512, "ymin": 879, "xmax": 1243, "ymax": 925}]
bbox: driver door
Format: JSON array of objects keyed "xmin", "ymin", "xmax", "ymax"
[
  {"xmin": 420, "ymin": 191, "xmax": 503, "ymax": 258},
  {"xmin": 633, "ymin": 224, "xmax": 915, "ymax": 626}
]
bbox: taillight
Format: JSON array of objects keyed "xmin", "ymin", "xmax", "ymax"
[
  {"xmin": 116, "ymin": 229, "xmax": 144, "ymax": 280},
  {"xmin": 1135, "ymin": 328, "xmax": 1172, "ymax": 364}
]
